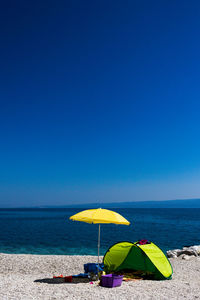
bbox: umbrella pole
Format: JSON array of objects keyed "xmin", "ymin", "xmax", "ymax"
[{"xmin": 97, "ymin": 224, "xmax": 100, "ymax": 278}]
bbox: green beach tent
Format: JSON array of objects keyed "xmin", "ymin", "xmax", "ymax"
[{"xmin": 103, "ymin": 241, "xmax": 173, "ymax": 280}]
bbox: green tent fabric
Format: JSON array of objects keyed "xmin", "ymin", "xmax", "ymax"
[{"xmin": 103, "ymin": 241, "xmax": 173, "ymax": 280}]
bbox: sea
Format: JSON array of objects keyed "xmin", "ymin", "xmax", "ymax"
[{"xmin": 1, "ymin": 208, "xmax": 200, "ymax": 256}]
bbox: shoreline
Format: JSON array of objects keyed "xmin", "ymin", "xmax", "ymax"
[
  {"xmin": 0, "ymin": 252, "xmax": 200, "ymax": 299},
  {"xmin": 0, "ymin": 244, "xmax": 199, "ymax": 257}
]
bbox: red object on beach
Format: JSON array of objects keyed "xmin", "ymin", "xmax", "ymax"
[
  {"xmin": 53, "ymin": 275, "xmax": 65, "ymax": 283},
  {"xmin": 53, "ymin": 275, "xmax": 63, "ymax": 278},
  {"xmin": 65, "ymin": 276, "xmax": 73, "ymax": 283}
]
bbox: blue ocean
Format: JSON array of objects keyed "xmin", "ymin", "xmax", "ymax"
[{"xmin": 1, "ymin": 208, "xmax": 200, "ymax": 256}]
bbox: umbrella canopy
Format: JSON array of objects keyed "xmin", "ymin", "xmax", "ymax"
[
  {"xmin": 69, "ymin": 208, "xmax": 130, "ymax": 225},
  {"xmin": 69, "ymin": 208, "xmax": 130, "ymax": 276}
]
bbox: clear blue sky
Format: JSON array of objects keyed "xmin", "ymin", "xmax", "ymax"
[{"xmin": 0, "ymin": 0, "xmax": 200, "ymax": 207}]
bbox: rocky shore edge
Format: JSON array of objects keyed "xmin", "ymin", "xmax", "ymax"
[{"xmin": 167, "ymin": 245, "xmax": 200, "ymax": 260}]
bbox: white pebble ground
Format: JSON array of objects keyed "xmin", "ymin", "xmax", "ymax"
[{"xmin": 0, "ymin": 253, "xmax": 200, "ymax": 300}]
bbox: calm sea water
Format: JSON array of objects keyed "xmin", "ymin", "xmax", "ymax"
[{"xmin": 1, "ymin": 208, "xmax": 200, "ymax": 256}]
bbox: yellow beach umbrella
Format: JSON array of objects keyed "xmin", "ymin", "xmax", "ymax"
[{"xmin": 69, "ymin": 208, "xmax": 130, "ymax": 271}]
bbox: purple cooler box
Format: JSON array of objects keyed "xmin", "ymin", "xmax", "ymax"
[{"xmin": 101, "ymin": 274, "xmax": 123, "ymax": 288}]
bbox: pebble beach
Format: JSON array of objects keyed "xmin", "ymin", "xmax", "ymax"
[{"xmin": 0, "ymin": 253, "xmax": 200, "ymax": 300}]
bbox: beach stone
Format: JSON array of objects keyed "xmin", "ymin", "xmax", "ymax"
[
  {"xmin": 167, "ymin": 251, "xmax": 177, "ymax": 258},
  {"xmin": 189, "ymin": 246, "xmax": 200, "ymax": 255},
  {"xmin": 167, "ymin": 246, "xmax": 200, "ymax": 258},
  {"xmin": 176, "ymin": 250, "xmax": 185, "ymax": 257},
  {"xmin": 181, "ymin": 249, "xmax": 198, "ymax": 257},
  {"xmin": 182, "ymin": 255, "xmax": 191, "ymax": 260}
]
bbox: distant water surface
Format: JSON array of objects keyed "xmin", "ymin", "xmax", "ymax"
[{"xmin": 1, "ymin": 208, "xmax": 200, "ymax": 255}]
